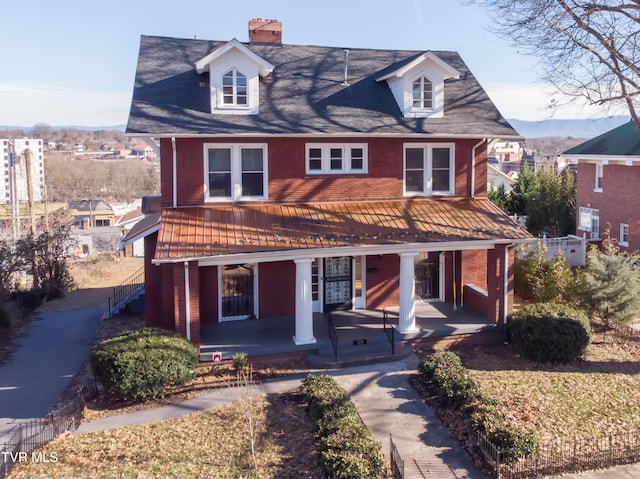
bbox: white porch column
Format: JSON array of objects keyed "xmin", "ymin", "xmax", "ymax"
[
  {"xmin": 293, "ymin": 258, "xmax": 316, "ymax": 345},
  {"xmin": 398, "ymin": 252, "xmax": 419, "ymax": 334}
]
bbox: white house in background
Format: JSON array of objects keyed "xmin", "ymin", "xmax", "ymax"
[
  {"xmin": 488, "ymin": 163, "xmax": 516, "ymax": 193},
  {"xmin": 0, "ymin": 139, "xmax": 45, "ymax": 205},
  {"xmin": 116, "ymin": 207, "xmax": 146, "ymax": 257}
]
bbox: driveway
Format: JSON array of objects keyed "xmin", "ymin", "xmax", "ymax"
[{"xmin": 0, "ymin": 308, "xmax": 102, "ymax": 439}]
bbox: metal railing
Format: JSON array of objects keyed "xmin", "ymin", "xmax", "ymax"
[
  {"xmin": 327, "ymin": 314, "xmax": 339, "ymax": 361},
  {"xmin": 107, "ymin": 266, "xmax": 144, "ymax": 317},
  {"xmin": 390, "ymin": 433, "xmax": 404, "ymax": 479},
  {"xmin": 382, "ymin": 308, "xmax": 395, "ymax": 355},
  {"xmin": 478, "ymin": 430, "xmax": 640, "ymax": 479},
  {"xmin": 0, "ymin": 378, "xmax": 98, "ymax": 478}
]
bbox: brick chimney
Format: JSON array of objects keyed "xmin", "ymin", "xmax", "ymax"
[{"xmin": 249, "ymin": 18, "xmax": 282, "ymax": 44}]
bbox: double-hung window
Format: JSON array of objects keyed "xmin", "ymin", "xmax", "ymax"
[
  {"xmin": 205, "ymin": 144, "xmax": 267, "ymax": 201},
  {"xmin": 620, "ymin": 223, "xmax": 629, "ymax": 247},
  {"xmin": 222, "ymin": 69, "xmax": 247, "ymax": 106},
  {"xmin": 595, "ymin": 163, "xmax": 603, "ymax": 191},
  {"xmin": 404, "ymin": 143, "xmax": 454, "ymax": 195},
  {"xmin": 306, "ymin": 144, "xmax": 367, "ymax": 174}
]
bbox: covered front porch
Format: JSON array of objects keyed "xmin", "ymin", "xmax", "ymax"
[{"xmin": 199, "ymin": 302, "xmax": 496, "ymax": 364}]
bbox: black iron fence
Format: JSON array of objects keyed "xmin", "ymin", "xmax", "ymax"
[
  {"xmin": 107, "ymin": 266, "xmax": 144, "ymax": 317},
  {"xmin": 382, "ymin": 309, "xmax": 395, "ymax": 355},
  {"xmin": 0, "ymin": 378, "xmax": 98, "ymax": 479},
  {"xmin": 389, "ymin": 433, "xmax": 404, "ymax": 479},
  {"xmin": 478, "ymin": 430, "xmax": 640, "ymax": 479}
]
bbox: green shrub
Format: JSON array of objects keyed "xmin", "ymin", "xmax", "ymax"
[
  {"xmin": 91, "ymin": 327, "xmax": 199, "ymax": 401},
  {"xmin": 231, "ymin": 351, "xmax": 248, "ymax": 370},
  {"xmin": 15, "ymin": 287, "xmax": 48, "ymax": 311},
  {"xmin": 509, "ymin": 303, "xmax": 591, "ymax": 363},
  {"xmin": 489, "ymin": 426, "xmax": 539, "ymax": 465},
  {"xmin": 514, "ymin": 242, "xmax": 579, "ymax": 303},
  {"xmin": 419, "ymin": 351, "xmax": 481, "ymax": 409},
  {"xmin": 0, "ymin": 306, "xmax": 10, "ymax": 330},
  {"xmin": 301, "ymin": 374, "xmax": 383, "ymax": 479}
]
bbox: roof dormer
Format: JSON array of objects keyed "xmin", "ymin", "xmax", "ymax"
[
  {"xmin": 376, "ymin": 51, "xmax": 460, "ymax": 119},
  {"xmin": 195, "ymin": 38, "xmax": 274, "ymax": 115}
]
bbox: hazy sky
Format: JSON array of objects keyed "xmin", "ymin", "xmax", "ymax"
[{"xmin": 0, "ymin": 0, "xmax": 613, "ymax": 127}]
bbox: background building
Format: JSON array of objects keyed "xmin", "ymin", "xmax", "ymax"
[{"xmin": 0, "ymin": 138, "xmax": 45, "ymax": 205}]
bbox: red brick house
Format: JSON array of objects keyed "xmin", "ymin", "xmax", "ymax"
[
  {"xmin": 125, "ymin": 19, "xmax": 530, "ymax": 350},
  {"xmin": 564, "ymin": 120, "xmax": 640, "ymax": 251}
]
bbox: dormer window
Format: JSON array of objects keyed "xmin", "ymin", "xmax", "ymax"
[
  {"xmin": 195, "ymin": 38, "xmax": 274, "ymax": 116},
  {"xmin": 376, "ymin": 51, "xmax": 460, "ymax": 119},
  {"xmin": 223, "ymin": 70, "xmax": 248, "ymax": 106},
  {"xmin": 412, "ymin": 77, "xmax": 433, "ymax": 109}
]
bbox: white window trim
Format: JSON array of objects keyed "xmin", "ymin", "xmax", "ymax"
[
  {"xmin": 305, "ymin": 144, "xmax": 368, "ymax": 175},
  {"xmin": 203, "ymin": 143, "xmax": 268, "ymax": 202},
  {"xmin": 403, "ymin": 143, "xmax": 455, "ymax": 196},
  {"xmin": 620, "ymin": 223, "xmax": 629, "ymax": 247},
  {"xmin": 594, "ymin": 163, "xmax": 603, "ymax": 192},
  {"xmin": 410, "ymin": 73, "xmax": 434, "ymax": 112},
  {"xmin": 578, "ymin": 207, "xmax": 600, "ymax": 239}
]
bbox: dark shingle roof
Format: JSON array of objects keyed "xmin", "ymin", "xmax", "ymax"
[
  {"xmin": 564, "ymin": 120, "xmax": 640, "ymax": 156},
  {"xmin": 127, "ymin": 35, "xmax": 519, "ymax": 138}
]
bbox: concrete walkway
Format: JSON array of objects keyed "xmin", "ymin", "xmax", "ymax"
[
  {"xmin": 0, "ymin": 308, "xmax": 102, "ymax": 440},
  {"xmin": 77, "ymin": 355, "xmax": 483, "ymax": 478}
]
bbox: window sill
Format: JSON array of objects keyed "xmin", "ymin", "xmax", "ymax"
[
  {"xmin": 620, "ymin": 242, "xmax": 629, "ymax": 247},
  {"xmin": 594, "ymin": 188, "xmax": 603, "ymax": 193}
]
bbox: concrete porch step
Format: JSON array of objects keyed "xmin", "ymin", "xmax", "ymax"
[{"xmin": 307, "ymin": 338, "xmax": 413, "ymax": 369}]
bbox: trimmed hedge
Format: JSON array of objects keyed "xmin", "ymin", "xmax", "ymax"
[
  {"xmin": 419, "ymin": 351, "xmax": 538, "ymax": 463},
  {"xmin": 509, "ymin": 303, "xmax": 591, "ymax": 363},
  {"xmin": 91, "ymin": 327, "xmax": 199, "ymax": 401},
  {"xmin": 302, "ymin": 374, "xmax": 384, "ymax": 479}
]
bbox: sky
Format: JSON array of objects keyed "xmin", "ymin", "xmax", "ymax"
[{"xmin": 0, "ymin": 0, "xmax": 615, "ymax": 128}]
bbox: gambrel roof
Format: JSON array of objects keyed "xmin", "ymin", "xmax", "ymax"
[{"xmin": 127, "ymin": 35, "xmax": 519, "ymax": 138}]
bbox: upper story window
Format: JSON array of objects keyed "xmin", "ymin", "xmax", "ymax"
[
  {"xmin": 306, "ymin": 144, "xmax": 367, "ymax": 174},
  {"xmin": 595, "ymin": 163, "xmax": 603, "ymax": 191},
  {"xmin": 404, "ymin": 144, "xmax": 454, "ymax": 195},
  {"xmin": 204, "ymin": 144, "xmax": 267, "ymax": 202},
  {"xmin": 620, "ymin": 223, "xmax": 629, "ymax": 247},
  {"xmin": 412, "ymin": 77, "xmax": 433, "ymax": 109},
  {"xmin": 222, "ymin": 70, "xmax": 248, "ymax": 106}
]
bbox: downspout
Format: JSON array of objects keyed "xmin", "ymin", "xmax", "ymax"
[
  {"xmin": 184, "ymin": 261, "xmax": 191, "ymax": 341},
  {"xmin": 471, "ymin": 139, "xmax": 485, "ymax": 199},
  {"xmin": 171, "ymin": 137, "xmax": 177, "ymax": 208}
]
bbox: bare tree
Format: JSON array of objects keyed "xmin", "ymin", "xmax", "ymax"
[{"xmin": 468, "ymin": 0, "xmax": 640, "ymax": 123}]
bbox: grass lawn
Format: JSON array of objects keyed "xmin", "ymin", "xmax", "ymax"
[
  {"xmin": 416, "ymin": 324, "xmax": 640, "ymax": 446},
  {"xmin": 10, "ymin": 391, "xmax": 323, "ymax": 479}
]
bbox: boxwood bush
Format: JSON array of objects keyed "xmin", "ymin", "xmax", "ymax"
[
  {"xmin": 509, "ymin": 303, "xmax": 591, "ymax": 363},
  {"xmin": 419, "ymin": 351, "xmax": 538, "ymax": 463},
  {"xmin": 91, "ymin": 327, "xmax": 199, "ymax": 401},
  {"xmin": 302, "ymin": 374, "xmax": 384, "ymax": 479}
]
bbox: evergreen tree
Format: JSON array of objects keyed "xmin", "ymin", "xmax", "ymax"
[
  {"xmin": 488, "ymin": 182, "xmax": 509, "ymax": 212},
  {"xmin": 579, "ymin": 239, "xmax": 640, "ymax": 326},
  {"xmin": 505, "ymin": 163, "xmax": 535, "ymax": 216}
]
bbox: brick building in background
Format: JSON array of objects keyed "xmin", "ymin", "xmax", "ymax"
[
  {"xmin": 123, "ymin": 19, "xmax": 530, "ymax": 350},
  {"xmin": 565, "ymin": 120, "xmax": 640, "ymax": 251}
]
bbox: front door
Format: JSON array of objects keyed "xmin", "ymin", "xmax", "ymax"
[
  {"xmin": 323, "ymin": 256, "xmax": 352, "ymax": 311},
  {"xmin": 414, "ymin": 253, "xmax": 441, "ymax": 301},
  {"xmin": 220, "ymin": 264, "xmax": 255, "ymax": 320}
]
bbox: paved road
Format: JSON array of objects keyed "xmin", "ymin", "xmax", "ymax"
[{"xmin": 0, "ymin": 308, "xmax": 102, "ymax": 439}]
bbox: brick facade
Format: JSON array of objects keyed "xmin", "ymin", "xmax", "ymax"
[{"xmin": 577, "ymin": 162, "xmax": 640, "ymax": 251}]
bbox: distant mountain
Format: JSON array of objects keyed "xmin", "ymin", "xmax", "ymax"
[
  {"xmin": 508, "ymin": 116, "xmax": 630, "ymax": 139},
  {"xmin": 0, "ymin": 124, "xmax": 126, "ymax": 132}
]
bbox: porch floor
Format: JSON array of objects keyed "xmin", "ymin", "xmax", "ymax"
[{"xmin": 199, "ymin": 303, "xmax": 496, "ymax": 363}]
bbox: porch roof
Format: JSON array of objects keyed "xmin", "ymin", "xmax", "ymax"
[{"xmin": 154, "ymin": 197, "xmax": 531, "ymax": 263}]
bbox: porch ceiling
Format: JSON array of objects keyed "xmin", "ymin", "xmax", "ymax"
[{"xmin": 154, "ymin": 197, "xmax": 531, "ymax": 262}]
